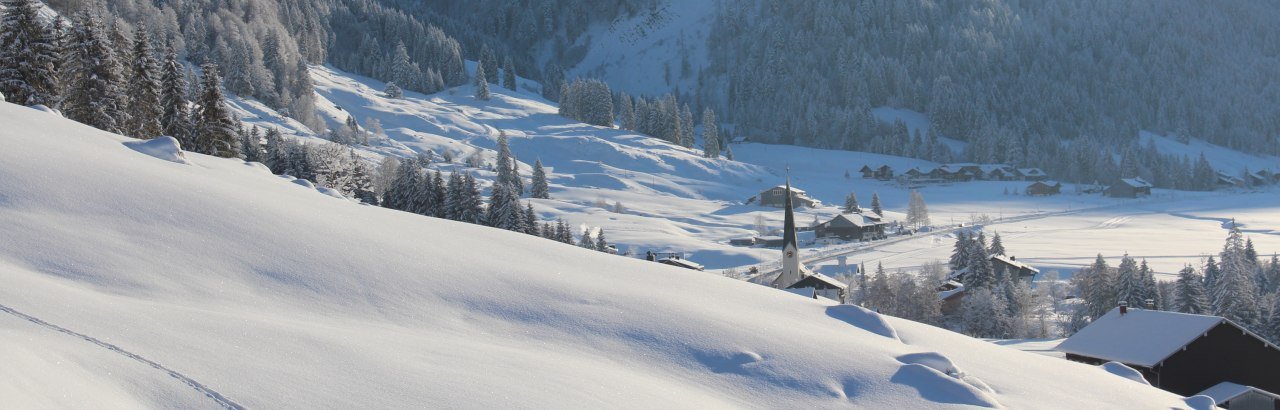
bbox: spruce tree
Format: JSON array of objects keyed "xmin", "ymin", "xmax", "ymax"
[
  {"xmin": 1139, "ymin": 259, "xmax": 1160, "ymax": 309},
  {"xmin": 989, "ymin": 232, "xmax": 1006, "ymax": 256},
  {"xmin": 502, "ymin": 56, "xmax": 516, "ymax": 91},
  {"xmin": 159, "ymin": 41, "xmax": 192, "ymax": 144},
  {"xmin": 724, "ymin": 144, "xmax": 735, "ymax": 161},
  {"xmin": 63, "ymin": 12, "xmax": 125, "ymax": 133},
  {"xmin": 0, "ymin": 0, "xmax": 60, "ymax": 106},
  {"xmin": 241, "ymin": 126, "xmax": 263, "ymax": 162},
  {"xmin": 524, "ymin": 203, "xmax": 538, "ymax": 235},
  {"xmin": 430, "ymin": 171, "xmax": 447, "ymax": 217},
  {"xmin": 192, "ymin": 62, "xmax": 240, "ymax": 157},
  {"xmin": 458, "ymin": 173, "xmax": 485, "ymax": 224},
  {"xmin": 844, "ymin": 192, "xmax": 860, "ymax": 213},
  {"xmin": 531, "ymin": 158, "xmax": 550, "ymax": 199},
  {"xmin": 1115, "ymin": 254, "xmax": 1142, "ymax": 309},
  {"xmin": 474, "ymin": 61, "xmax": 490, "ymax": 101},
  {"xmin": 1174, "ymin": 265, "xmax": 1209, "ymax": 314},
  {"xmin": 594, "ymin": 228, "xmax": 609, "ymax": 252},
  {"xmin": 125, "ymin": 26, "xmax": 162, "ymax": 139},
  {"xmin": 385, "ymin": 81, "xmax": 403, "ymax": 98},
  {"xmin": 870, "ymin": 192, "xmax": 883, "ymax": 216},
  {"xmin": 702, "ymin": 108, "xmax": 719, "ymax": 158},
  {"xmin": 495, "ymin": 131, "xmax": 515, "ymax": 188},
  {"xmin": 443, "ymin": 172, "xmax": 465, "ymax": 220}
]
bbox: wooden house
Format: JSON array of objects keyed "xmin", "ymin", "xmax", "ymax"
[
  {"xmin": 1105, "ymin": 177, "xmax": 1152, "ymax": 198},
  {"xmin": 1017, "ymin": 168, "xmax": 1048, "ymax": 181},
  {"xmin": 813, "ymin": 213, "xmax": 889, "ymax": 241},
  {"xmin": 990, "ymin": 255, "xmax": 1039, "ymax": 282},
  {"xmin": 1246, "ymin": 170, "xmax": 1272, "ymax": 186},
  {"xmin": 786, "ymin": 273, "xmax": 848, "ymax": 302},
  {"xmin": 751, "ymin": 185, "xmax": 820, "ymax": 208},
  {"xmin": 1025, "ymin": 180, "xmax": 1062, "ymax": 196},
  {"xmin": 1218, "ymin": 171, "xmax": 1245, "ymax": 188},
  {"xmin": 1055, "ymin": 308, "xmax": 1280, "ymax": 399},
  {"xmin": 980, "ymin": 164, "xmax": 1015, "ymax": 181}
]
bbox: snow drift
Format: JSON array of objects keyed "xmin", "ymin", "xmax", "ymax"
[{"xmin": 0, "ymin": 101, "xmax": 1194, "ymax": 408}]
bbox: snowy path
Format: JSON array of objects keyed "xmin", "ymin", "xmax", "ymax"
[{"xmin": 0, "ymin": 303, "xmax": 245, "ymax": 410}]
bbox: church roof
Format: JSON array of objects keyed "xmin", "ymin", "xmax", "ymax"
[
  {"xmin": 782, "ymin": 180, "xmax": 798, "ymax": 250},
  {"xmin": 788, "ymin": 273, "xmax": 848, "ymax": 291}
]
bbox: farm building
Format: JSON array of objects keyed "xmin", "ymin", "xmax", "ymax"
[
  {"xmin": 1105, "ymin": 177, "xmax": 1152, "ymax": 198},
  {"xmin": 1026, "ymin": 180, "xmax": 1062, "ymax": 196},
  {"xmin": 859, "ymin": 165, "xmax": 894, "ymax": 180},
  {"xmin": 750, "ymin": 185, "xmax": 820, "ymax": 208},
  {"xmin": 1197, "ymin": 382, "xmax": 1280, "ymax": 410},
  {"xmin": 813, "ymin": 213, "xmax": 889, "ymax": 241},
  {"xmin": 1055, "ymin": 307, "xmax": 1280, "ymax": 400},
  {"xmin": 1017, "ymin": 168, "xmax": 1048, "ymax": 181}
]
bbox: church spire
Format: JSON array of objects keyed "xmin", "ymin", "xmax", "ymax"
[{"xmin": 772, "ymin": 171, "xmax": 804, "ymax": 288}]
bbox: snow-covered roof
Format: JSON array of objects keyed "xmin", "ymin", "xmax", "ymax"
[
  {"xmin": 991, "ymin": 255, "xmax": 1040, "ymax": 274},
  {"xmin": 979, "ymin": 164, "xmax": 1012, "ymax": 173},
  {"xmin": 1054, "ymin": 308, "xmax": 1224, "ymax": 367},
  {"xmin": 658, "ymin": 257, "xmax": 704, "ymax": 270},
  {"xmin": 789, "ymin": 272, "xmax": 848, "ymax": 290},
  {"xmin": 1029, "ymin": 180, "xmax": 1061, "ymax": 187},
  {"xmin": 823, "ymin": 213, "xmax": 888, "ymax": 228},
  {"xmin": 1018, "ymin": 168, "xmax": 1046, "ymax": 176},
  {"xmin": 1118, "ymin": 177, "xmax": 1152, "ymax": 188},
  {"xmin": 938, "ymin": 284, "xmax": 966, "ymax": 301},
  {"xmin": 770, "ymin": 185, "xmax": 807, "ymax": 194},
  {"xmin": 1197, "ymin": 382, "xmax": 1280, "ymax": 404}
]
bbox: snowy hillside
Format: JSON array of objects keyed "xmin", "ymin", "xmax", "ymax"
[{"xmin": 0, "ymin": 101, "xmax": 1208, "ymax": 408}]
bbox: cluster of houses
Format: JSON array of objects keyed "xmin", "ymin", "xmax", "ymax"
[
  {"xmin": 1219, "ymin": 169, "xmax": 1280, "ymax": 188},
  {"xmin": 748, "ymin": 185, "xmax": 821, "ymax": 208},
  {"xmin": 936, "ymin": 254, "xmax": 1041, "ymax": 315},
  {"xmin": 860, "ymin": 163, "xmax": 1050, "ymax": 183}
]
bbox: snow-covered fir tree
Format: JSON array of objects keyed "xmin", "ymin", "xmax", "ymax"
[
  {"xmin": 125, "ymin": 26, "xmax": 162, "ymax": 139},
  {"xmin": 473, "ymin": 60, "xmax": 490, "ymax": 101},
  {"xmin": 502, "ymin": 56, "xmax": 516, "ymax": 91},
  {"xmin": 844, "ymin": 192, "xmax": 860, "ymax": 213},
  {"xmin": 241, "ymin": 126, "xmax": 263, "ymax": 163},
  {"xmin": 701, "ymin": 108, "xmax": 719, "ymax": 158},
  {"xmin": 1174, "ymin": 265, "xmax": 1209, "ymax": 314},
  {"xmin": 192, "ymin": 62, "xmax": 239, "ymax": 158},
  {"xmin": 531, "ymin": 158, "xmax": 550, "ymax": 199},
  {"xmin": 63, "ymin": 12, "xmax": 125, "ymax": 134},
  {"xmin": 870, "ymin": 192, "xmax": 882, "ymax": 216},
  {"xmin": 1114, "ymin": 254, "xmax": 1143, "ymax": 309},
  {"xmin": 158, "ymin": 41, "xmax": 191, "ymax": 144},
  {"xmin": 0, "ymin": 0, "xmax": 60, "ymax": 107}
]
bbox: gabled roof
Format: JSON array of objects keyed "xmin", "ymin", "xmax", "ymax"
[
  {"xmin": 979, "ymin": 164, "xmax": 1012, "ymax": 173},
  {"xmin": 1118, "ymin": 177, "xmax": 1152, "ymax": 188},
  {"xmin": 658, "ymin": 257, "xmax": 704, "ymax": 271},
  {"xmin": 1197, "ymin": 382, "xmax": 1280, "ymax": 404},
  {"xmin": 788, "ymin": 273, "xmax": 848, "ymax": 291},
  {"xmin": 821, "ymin": 213, "xmax": 887, "ymax": 229},
  {"xmin": 1054, "ymin": 308, "xmax": 1225, "ymax": 367},
  {"xmin": 991, "ymin": 255, "xmax": 1040, "ymax": 274},
  {"xmin": 770, "ymin": 185, "xmax": 807, "ymax": 194},
  {"xmin": 1028, "ymin": 180, "xmax": 1061, "ymax": 188},
  {"xmin": 1018, "ymin": 168, "xmax": 1046, "ymax": 176}
]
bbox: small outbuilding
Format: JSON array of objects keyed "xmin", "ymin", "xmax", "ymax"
[
  {"xmin": 1025, "ymin": 180, "xmax": 1062, "ymax": 196},
  {"xmin": 1105, "ymin": 177, "xmax": 1152, "ymax": 198},
  {"xmin": 1197, "ymin": 382, "xmax": 1280, "ymax": 410},
  {"xmin": 1055, "ymin": 308, "xmax": 1280, "ymax": 399}
]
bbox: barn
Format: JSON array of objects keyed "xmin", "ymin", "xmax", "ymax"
[
  {"xmin": 1025, "ymin": 180, "xmax": 1062, "ymax": 196},
  {"xmin": 1055, "ymin": 308, "xmax": 1280, "ymax": 400},
  {"xmin": 813, "ymin": 213, "xmax": 889, "ymax": 241},
  {"xmin": 1105, "ymin": 177, "xmax": 1152, "ymax": 198},
  {"xmin": 750, "ymin": 185, "xmax": 821, "ymax": 208}
]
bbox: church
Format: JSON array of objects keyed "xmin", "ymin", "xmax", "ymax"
[{"xmin": 770, "ymin": 179, "xmax": 848, "ymax": 302}]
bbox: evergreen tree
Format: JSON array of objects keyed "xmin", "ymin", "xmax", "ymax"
[
  {"xmin": 1266, "ymin": 296, "xmax": 1280, "ymax": 344},
  {"xmin": 725, "ymin": 143, "xmax": 735, "ymax": 161},
  {"xmin": 1174, "ymin": 265, "xmax": 1209, "ymax": 314},
  {"xmin": 961, "ymin": 288, "xmax": 1010, "ymax": 338},
  {"xmin": 844, "ymin": 192, "xmax": 860, "ymax": 213},
  {"xmin": 241, "ymin": 126, "xmax": 263, "ymax": 162},
  {"xmin": 870, "ymin": 192, "xmax": 883, "ymax": 216},
  {"xmin": 0, "ymin": 0, "xmax": 60, "ymax": 106},
  {"xmin": 1076, "ymin": 254, "xmax": 1118, "ymax": 320},
  {"xmin": 619, "ymin": 93, "xmax": 635, "ymax": 130},
  {"xmin": 702, "ymin": 108, "xmax": 719, "ymax": 158},
  {"xmin": 502, "ymin": 56, "xmax": 516, "ymax": 91},
  {"xmin": 125, "ymin": 26, "xmax": 162, "ymax": 139},
  {"xmin": 457, "ymin": 173, "xmax": 485, "ymax": 224},
  {"xmin": 1139, "ymin": 259, "xmax": 1160, "ymax": 309},
  {"xmin": 950, "ymin": 231, "xmax": 970, "ymax": 272},
  {"xmin": 1204, "ymin": 255, "xmax": 1222, "ymax": 296},
  {"xmin": 531, "ymin": 158, "xmax": 550, "ymax": 199},
  {"xmin": 494, "ymin": 131, "xmax": 515, "ymax": 188},
  {"xmin": 486, "ymin": 182, "xmax": 522, "ymax": 231},
  {"xmin": 1115, "ymin": 254, "xmax": 1143, "ymax": 309},
  {"xmin": 474, "ymin": 61, "xmax": 490, "ymax": 101},
  {"xmin": 429, "ymin": 171, "xmax": 447, "ymax": 217},
  {"xmin": 523, "ymin": 203, "xmax": 539, "ymax": 235},
  {"xmin": 63, "ymin": 12, "xmax": 125, "ymax": 133},
  {"xmin": 479, "ymin": 45, "xmax": 498, "ymax": 84},
  {"xmin": 989, "ymin": 232, "xmax": 1006, "ymax": 256},
  {"xmin": 159, "ymin": 41, "xmax": 191, "ymax": 144},
  {"xmin": 385, "ymin": 81, "xmax": 403, "ymax": 99},
  {"xmin": 964, "ymin": 239, "xmax": 996, "ymax": 290},
  {"xmin": 443, "ymin": 171, "xmax": 464, "ymax": 220},
  {"xmin": 192, "ymin": 62, "xmax": 240, "ymax": 157},
  {"xmin": 594, "ymin": 228, "xmax": 609, "ymax": 252}
]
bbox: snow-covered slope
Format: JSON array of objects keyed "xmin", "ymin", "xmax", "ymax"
[{"xmin": 0, "ymin": 102, "xmax": 1200, "ymax": 408}]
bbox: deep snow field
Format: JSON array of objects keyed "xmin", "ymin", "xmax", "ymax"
[
  {"xmin": 231, "ymin": 64, "xmax": 1280, "ymax": 279},
  {"xmin": 0, "ymin": 102, "xmax": 1210, "ymax": 408}
]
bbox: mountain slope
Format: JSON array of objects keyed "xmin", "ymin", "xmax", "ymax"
[{"xmin": 0, "ymin": 102, "xmax": 1203, "ymax": 407}]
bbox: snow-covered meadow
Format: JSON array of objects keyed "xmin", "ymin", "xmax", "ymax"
[{"xmin": 0, "ymin": 102, "xmax": 1209, "ymax": 408}]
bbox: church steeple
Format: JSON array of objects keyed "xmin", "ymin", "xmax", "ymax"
[{"xmin": 772, "ymin": 174, "xmax": 804, "ymax": 288}]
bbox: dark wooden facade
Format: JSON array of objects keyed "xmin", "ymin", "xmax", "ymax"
[
  {"xmin": 755, "ymin": 186, "xmax": 820, "ymax": 208},
  {"xmin": 814, "ymin": 214, "xmax": 887, "ymax": 241},
  {"xmin": 1025, "ymin": 180, "xmax": 1061, "ymax": 196},
  {"xmin": 1105, "ymin": 178, "xmax": 1152, "ymax": 198}
]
